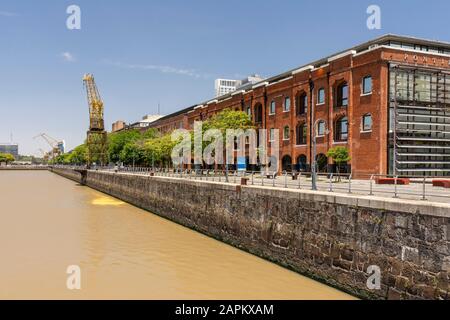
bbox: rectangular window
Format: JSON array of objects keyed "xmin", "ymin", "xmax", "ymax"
[
  {"xmin": 269, "ymin": 128, "xmax": 275, "ymax": 141},
  {"xmin": 362, "ymin": 115, "xmax": 372, "ymax": 131},
  {"xmin": 362, "ymin": 76, "xmax": 372, "ymax": 94},
  {"xmin": 270, "ymin": 101, "xmax": 276, "ymax": 115},
  {"xmin": 246, "ymin": 106, "xmax": 251, "ymax": 119},
  {"xmin": 317, "ymin": 121, "xmax": 325, "ymax": 136},
  {"xmin": 317, "ymin": 88, "xmax": 325, "ymax": 104},
  {"xmin": 283, "ymin": 126, "xmax": 290, "ymax": 140},
  {"xmin": 284, "ymin": 97, "xmax": 291, "ymax": 112},
  {"xmin": 415, "ymin": 74, "xmax": 431, "ymax": 102}
]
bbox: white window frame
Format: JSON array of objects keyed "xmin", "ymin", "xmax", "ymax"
[
  {"xmin": 361, "ymin": 76, "xmax": 373, "ymax": 96},
  {"xmin": 317, "ymin": 88, "xmax": 325, "ymax": 105},
  {"xmin": 283, "ymin": 126, "xmax": 290, "ymax": 140},
  {"xmin": 283, "ymin": 96, "xmax": 291, "ymax": 112},
  {"xmin": 269, "ymin": 128, "xmax": 275, "ymax": 142},
  {"xmin": 316, "ymin": 120, "xmax": 326, "ymax": 137},
  {"xmin": 361, "ymin": 114, "xmax": 373, "ymax": 132},
  {"xmin": 269, "ymin": 101, "xmax": 276, "ymax": 115}
]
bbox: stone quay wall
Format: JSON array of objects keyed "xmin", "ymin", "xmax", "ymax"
[{"xmin": 51, "ymin": 167, "xmax": 450, "ymax": 300}]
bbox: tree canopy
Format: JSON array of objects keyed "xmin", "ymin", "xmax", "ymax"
[
  {"xmin": 53, "ymin": 109, "xmax": 253, "ymax": 167},
  {"xmin": 0, "ymin": 152, "xmax": 15, "ymax": 164}
]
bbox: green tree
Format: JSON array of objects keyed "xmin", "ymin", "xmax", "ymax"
[
  {"xmin": 120, "ymin": 141, "xmax": 145, "ymax": 166},
  {"xmin": 107, "ymin": 129, "xmax": 141, "ymax": 163},
  {"xmin": 203, "ymin": 109, "xmax": 254, "ymax": 133},
  {"xmin": 326, "ymin": 147, "xmax": 351, "ymax": 180},
  {"xmin": 68, "ymin": 144, "xmax": 87, "ymax": 164},
  {"xmin": 143, "ymin": 134, "xmax": 177, "ymax": 168},
  {"xmin": 0, "ymin": 152, "xmax": 15, "ymax": 164}
]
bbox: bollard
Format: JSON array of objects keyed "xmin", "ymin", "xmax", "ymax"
[
  {"xmin": 284, "ymin": 171, "xmax": 288, "ymax": 188},
  {"xmin": 348, "ymin": 174, "xmax": 352, "ymax": 194},
  {"xmin": 241, "ymin": 177, "xmax": 249, "ymax": 186},
  {"xmin": 393, "ymin": 176, "xmax": 399, "ymax": 198},
  {"xmin": 298, "ymin": 172, "xmax": 301, "ymax": 189},
  {"xmin": 251, "ymin": 172, "xmax": 254, "ymax": 185},
  {"xmin": 422, "ymin": 177, "xmax": 427, "ymax": 201},
  {"xmin": 369, "ymin": 175, "xmax": 374, "ymax": 196},
  {"xmin": 329, "ymin": 173, "xmax": 333, "ymax": 192}
]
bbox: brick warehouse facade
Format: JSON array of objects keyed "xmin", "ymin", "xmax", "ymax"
[{"xmin": 148, "ymin": 35, "xmax": 450, "ymax": 178}]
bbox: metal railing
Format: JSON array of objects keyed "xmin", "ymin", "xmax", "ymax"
[{"xmin": 52, "ymin": 165, "xmax": 450, "ymax": 204}]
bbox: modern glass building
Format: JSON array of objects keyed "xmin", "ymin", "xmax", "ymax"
[{"xmin": 0, "ymin": 143, "xmax": 19, "ymax": 158}]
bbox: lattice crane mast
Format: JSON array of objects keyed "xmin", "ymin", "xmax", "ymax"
[{"xmin": 83, "ymin": 74, "xmax": 107, "ymax": 166}]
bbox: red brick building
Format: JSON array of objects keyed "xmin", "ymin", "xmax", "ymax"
[{"xmin": 149, "ymin": 35, "xmax": 450, "ymax": 178}]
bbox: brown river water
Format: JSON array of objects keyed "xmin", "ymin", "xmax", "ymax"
[{"xmin": 0, "ymin": 171, "xmax": 354, "ymax": 299}]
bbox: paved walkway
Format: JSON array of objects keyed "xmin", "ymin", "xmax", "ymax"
[{"xmin": 94, "ymin": 168, "xmax": 450, "ymax": 205}]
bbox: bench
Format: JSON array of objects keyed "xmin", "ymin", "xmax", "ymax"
[
  {"xmin": 375, "ymin": 177, "xmax": 410, "ymax": 185},
  {"xmin": 432, "ymin": 180, "xmax": 450, "ymax": 188}
]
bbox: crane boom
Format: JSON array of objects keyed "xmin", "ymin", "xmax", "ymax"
[
  {"xmin": 83, "ymin": 73, "xmax": 107, "ymax": 166},
  {"xmin": 33, "ymin": 133, "xmax": 65, "ymax": 160},
  {"xmin": 83, "ymin": 74, "xmax": 105, "ymax": 131},
  {"xmin": 33, "ymin": 133, "xmax": 58, "ymax": 148}
]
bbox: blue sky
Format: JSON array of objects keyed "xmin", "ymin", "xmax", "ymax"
[{"xmin": 0, "ymin": 0, "xmax": 449, "ymax": 155}]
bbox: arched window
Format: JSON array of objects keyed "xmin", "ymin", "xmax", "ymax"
[
  {"xmin": 282, "ymin": 155, "xmax": 292, "ymax": 172},
  {"xmin": 297, "ymin": 155, "xmax": 307, "ymax": 171},
  {"xmin": 335, "ymin": 116, "xmax": 348, "ymax": 141},
  {"xmin": 296, "ymin": 123, "xmax": 307, "ymax": 145},
  {"xmin": 336, "ymin": 82, "xmax": 348, "ymax": 107},
  {"xmin": 362, "ymin": 114, "xmax": 372, "ymax": 131},
  {"xmin": 316, "ymin": 120, "xmax": 326, "ymax": 136},
  {"xmin": 316, "ymin": 153, "xmax": 328, "ymax": 172},
  {"xmin": 283, "ymin": 126, "xmax": 290, "ymax": 140},
  {"xmin": 296, "ymin": 92, "xmax": 308, "ymax": 115}
]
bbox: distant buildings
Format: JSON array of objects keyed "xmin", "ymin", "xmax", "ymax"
[
  {"xmin": 111, "ymin": 115, "xmax": 164, "ymax": 133},
  {"xmin": 0, "ymin": 143, "xmax": 19, "ymax": 158},
  {"xmin": 214, "ymin": 75, "xmax": 265, "ymax": 97},
  {"xmin": 128, "ymin": 115, "xmax": 164, "ymax": 131},
  {"xmin": 215, "ymin": 79, "xmax": 242, "ymax": 97},
  {"xmin": 112, "ymin": 120, "xmax": 126, "ymax": 132}
]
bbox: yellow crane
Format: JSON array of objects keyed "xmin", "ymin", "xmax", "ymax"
[
  {"xmin": 33, "ymin": 133, "xmax": 64, "ymax": 160},
  {"xmin": 83, "ymin": 74, "xmax": 107, "ymax": 166}
]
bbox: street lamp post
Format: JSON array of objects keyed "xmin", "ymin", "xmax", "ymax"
[{"xmin": 309, "ymin": 80, "xmax": 318, "ymax": 191}]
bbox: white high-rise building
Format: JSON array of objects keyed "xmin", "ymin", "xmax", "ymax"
[
  {"xmin": 214, "ymin": 79, "xmax": 242, "ymax": 97},
  {"xmin": 214, "ymin": 75, "xmax": 265, "ymax": 97}
]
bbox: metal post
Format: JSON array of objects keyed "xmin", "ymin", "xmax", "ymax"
[
  {"xmin": 393, "ymin": 68, "xmax": 398, "ymax": 177},
  {"xmin": 369, "ymin": 175, "xmax": 374, "ymax": 196},
  {"xmin": 284, "ymin": 171, "xmax": 288, "ymax": 188},
  {"xmin": 348, "ymin": 174, "xmax": 352, "ymax": 194},
  {"xmin": 310, "ymin": 80, "xmax": 317, "ymax": 191},
  {"xmin": 422, "ymin": 177, "xmax": 427, "ymax": 201},
  {"xmin": 329, "ymin": 173, "xmax": 333, "ymax": 192},
  {"xmin": 393, "ymin": 175, "xmax": 399, "ymax": 198},
  {"xmin": 298, "ymin": 172, "xmax": 301, "ymax": 189}
]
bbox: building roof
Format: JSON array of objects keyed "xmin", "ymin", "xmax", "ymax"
[{"xmin": 151, "ymin": 34, "xmax": 450, "ymax": 126}]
